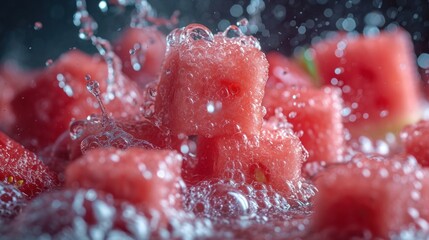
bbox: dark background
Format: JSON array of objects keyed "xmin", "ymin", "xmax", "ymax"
[{"xmin": 0, "ymin": 0, "xmax": 428, "ymax": 69}]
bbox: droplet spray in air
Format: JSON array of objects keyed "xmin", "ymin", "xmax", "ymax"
[
  {"xmin": 74, "ymin": 0, "xmax": 121, "ymax": 103},
  {"xmin": 85, "ymin": 74, "xmax": 107, "ymax": 118}
]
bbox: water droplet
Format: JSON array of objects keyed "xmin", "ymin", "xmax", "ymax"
[
  {"xmin": 45, "ymin": 59, "xmax": 53, "ymax": 66},
  {"xmin": 223, "ymin": 25, "xmax": 244, "ymax": 38},
  {"xmin": 70, "ymin": 120, "xmax": 86, "ymax": 140},
  {"xmin": 98, "ymin": 0, "xmax": 108, "ymax": 12},
  {"xmin": 33, "ymin": 21, "xmax": 43, "ymax": 30},
  {"xmin": 184, "ymin": 24, "xmax": 214, "ymax": 42}
]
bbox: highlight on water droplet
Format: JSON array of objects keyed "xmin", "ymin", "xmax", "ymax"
[
  {"xmin": 183, "ymin": 24, "xmax": 214, "ymax": 42},
  {"xmin": 33, "ymin": 21, "xmax": 43, "ymax": 30},
  {"xmin": 45, "ymin": 59, "xmax": 53, "ymax": 67}
]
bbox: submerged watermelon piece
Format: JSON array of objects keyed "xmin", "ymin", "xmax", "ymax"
[
  {"xmin": 266, "ymin": 51, "xmax": 313, "ymax": 88},
  {"xmin": 306, "ymin": 29, "xmax": 422, "ymax": 138},
  {"xmin": 401, "ymin": 120, "xmax": 429, "ymax": 167},
  {"xmin": 155, "ymin": 24, "xmax": 268, "ymax": 137},
  {"xmin": 9, "ymin": 189, "xmax": 149, "ymax": 239},
  {"xmin": 263, "ymin": 86, "xmax": 344, "ymax": 163},
  {"xmin": 11, "ymin": 50, "xmax": 142, "ymax": 151},
  {"xmin": 310, "ymin": 154, "xmax": 429, "ymax": 239},
  {"xmin": 195, "ymin": 120, "xmax": 306, "ymax": 196},
  {"xmin": 114, "ymin": 27, "xmax": 166, "ymax": 86},
  {"xmin": 0, "ymin": 131, "xmax": 59, "ymax": 198},
  {"xmin": 65, "ymin": 148, "xmax": 182, "ymax": 210}
]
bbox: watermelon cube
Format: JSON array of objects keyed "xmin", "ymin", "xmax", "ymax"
[
  {"xmin": 310, "ymin": 154, "xmax": 429, "ymax": 238},
  {"xmin": 263, "ymin": 86, "xmax": 344, "ymax": 163},
  {"xmin": 401, "ymin": 120, "xmax": 429, "ymax": 167},
  {"xmin": 65, "ymin": 148, "xmax": 183, "ymax": 210},
  {"xmin": 0, "ymin": 131, "xmax": 59, "ymax": 198},
  {"xmin": 196, "ymin": 121, "xmax": 306, "ymax": 196},
  {"xmin": 155, "ymin": 24, "xmax": 268, "ymax": 137},
  {"xmin": 114, "ymin": 27, "xmax": 166, "ymax": 86},
  {"xmin": 306, "ymin": 29, "xmax": 422, "ymax": 138},
  {"xmin": 11, "ymin": 50, "xmax": 142, "ymax": 151},
  {"xmin": 266, "ymin": 51, "xmax": 313, "ymax": 88}
]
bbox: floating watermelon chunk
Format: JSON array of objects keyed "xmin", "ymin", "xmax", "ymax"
[
  {"xmin": 114, "ymin": 27, "xmax": 166, "ymax": 86},
  {"xmin": 310, "ymin": 154, "xmax": 429, "ymax": 238},
  {"xmin": 65, "ymin": 148, "xmax": 183, "ymax": 210},
  {"xmin": 306, "ymin": 29, "xmax": 422, "ymax": 138},
  {"xmin": 11, "ymin": 50, "xmax": 142, "ymax": 151},
  {"xmin": 9, "ymin": 189, "xmax": 150, "ymax": 239},
  {"xmin": 0, "ymin": 131, "xmax": 59, "ymax": 198},
  {"xmin": 263, "ymin": 86, "xmax": 344, "ymax": 163},
  {"xmin": 196, "ymin": 120, "xmax": 306, "ymax": 196},
  {"xmin": 155, "ymin": 24, "xmax": 268, "ymax": 137},
  {"xmin": 266, "ymin": 51, "xmax": 313, "ymax": 88},
  {"xmin": 401, "ymin": 120, "xmax": 429, "ymax": 167}
]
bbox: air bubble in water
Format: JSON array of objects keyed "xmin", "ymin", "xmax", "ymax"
[
  {"xmin": 184, "ymin": 24, "xmax": 214, "ymax": 42},
  {"xmin": 69, "ymin": 120, "xmax": 86, "ymax": 140},
  {"xmin": 56, "ymin": 73, "xmax": 74, "ymax": 97},
  {"xmin": 223, "ymin": 25, "xmax": 244, "ymax": 38},
  {"xmin": 129, "ymin": 43, "xmax": 147, "ymax": 72}
]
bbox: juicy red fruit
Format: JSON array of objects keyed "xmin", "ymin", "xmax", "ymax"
[
  {"xmin": 11, "ymin": 50, "xmax": 142, "ymax": 151},
  {"xmin": 114, "ymin": 27, "xmax": 166, "ymax": 86},
  {"xmin": 155, "ymin": 24, "xmax": 268, "ymax": 137},
  {"xmin": 308, "ymin": 29, "xmax": 422, "ymax": 138},
  {"xmin": 401, "ymin": 120, "xmax": 429, "ymax": 167},
  {"xmin": 196, "ymin": 120, "xmax": 307, "ymax": 196},
  {"xmin": 0, "ymin": 131, "xmax": 59, "ymax": 198},
  {"xmin": 263, "ymin": 86, "xmax": 344, "ymax": 163},
  {"xmin": 266, "ymin": 51, "xmax": 313, "ymax": 88},
  {"xmin": 310, "ymin": 155, "xmax": 429, "ymax": 238},
  {"xmin": 65, "ymin": 148, "xmax": 183, "ymax": 210}
]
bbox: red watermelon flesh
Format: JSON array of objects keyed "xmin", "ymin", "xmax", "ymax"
[
  {"xmin": 266, "ymin": 51, "xmax": 313, "ymax": 88},
  {"xmin": 155, "ymin": 24, "xmax": 268, "ymax": 137},
  {"xmin": 310, "ymin": 154, "xmax": 429, "ymax": 239},
  {"xmin": 11, "ymin": 50, "xmax": 142, "ymax": 151},
  {"xmin": 114, "ymin": 27, "xmax": 166, "ymax": 86},
  {"xmin": 0, "ymin": 131, "xmax": 59, "ymax": 199},
  {"xmin": 308, "ymin": 29, "xmax": 422, "ymax": 138},
  {"xmin": 195, "ymin": 119, "xmax": 306, "ymax": 197},
  {"xmin": 263, "ymin": 86, "xmax": 344, "ymax": 163},
  {"xmin": 401, "ymin": 120, "xmax": 429, "ymax": 167},
  {"xmin": 65, "ymin": 148, "xmax": 183, "ymax": 210}
]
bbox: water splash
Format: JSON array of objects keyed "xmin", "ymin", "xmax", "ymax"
[{"xmin": 74, "ymin": 0, "xmax": 122, "ymax": 103}]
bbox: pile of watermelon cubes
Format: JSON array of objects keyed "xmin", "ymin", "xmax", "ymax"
[{"xmin": 1, "ymin": 15, "xmax": 429, "ymax": 240}]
